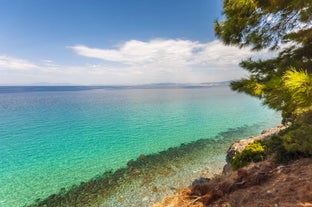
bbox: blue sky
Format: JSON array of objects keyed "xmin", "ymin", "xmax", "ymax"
[{"xmin": 0, "ymin": 0, "xmax": 263, "ymax": 85}]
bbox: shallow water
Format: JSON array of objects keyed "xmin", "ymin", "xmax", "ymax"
[{"xmin": 0, "ymin": 86, "xmax": 281, "ymax": 206}]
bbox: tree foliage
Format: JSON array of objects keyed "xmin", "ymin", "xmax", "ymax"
[
  {"xmin": 215, "ymin": 0, "xmax": 312, "ymax": 50},
  {"xmin": 216, "ymin": 0, "xmax": 312, "ymax": 162},
  {"xmin": 215, "ymin": 0, "xmax": 312, "ymax": 121}
]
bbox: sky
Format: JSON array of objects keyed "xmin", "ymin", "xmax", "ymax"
[{"xmin": 0, "ymin": 0, "xmax": 268, "ymax": 85}]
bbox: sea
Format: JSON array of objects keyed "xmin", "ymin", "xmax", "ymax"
[{"xmin": 0, "ymin": 86, "xmax": 281, "ymax": 207}]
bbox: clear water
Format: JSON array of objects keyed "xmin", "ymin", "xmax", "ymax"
[{"xmin": 0, "ymin": 86, "xmax": 281, "ymax": 207}]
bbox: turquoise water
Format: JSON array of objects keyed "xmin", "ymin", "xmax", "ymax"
[{"xmin": 0, "ymin": 86, "xmax": 281, "ymax": 206}]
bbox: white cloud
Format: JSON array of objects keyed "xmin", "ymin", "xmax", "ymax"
[
  {"xmin": 70, "ymin": 39, "xmax": 259, "ymax": 68},
  {"xmin": 0, "ymin": 39, "xmax": 277, "ymax": 85},
  {"xmin": 65, "ymin": 39, "xmax": 275, "ymax": 84},
  {"xmin": 0, "ymin": 55, "xmax": 38, "ymax": 70}
]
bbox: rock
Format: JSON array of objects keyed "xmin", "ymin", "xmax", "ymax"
[
  {"xmin": 118, "ymin": 196, "xmax": 125, "ymax": 202},
  {"xmin": 127, "ymin": 159, "xmax": 135, "ymax": 167},
  {"xmin": 152, "ymin": 186, "xmax": 158, "ymax": 192},
  {"xmin": 226, "ymin": 125, "xmax": 287, "ymax": 163},
  {"xmin": 133, "ymin": 170, "xmax": 141, "ymax": 175},
  {"xmin": 139, "ymin": 154, "xmax": 146, "ymax": 159},
  {"xmin": 142, "ymin": 196, "xmax": 149, "ymax": 202},
  {"xmin": 191, "ymin": 177, "xmax": 211, "ymax": 186},
  {"xmin": 222, "ymin": 163, "xmax": 233, "ymax": 175}
]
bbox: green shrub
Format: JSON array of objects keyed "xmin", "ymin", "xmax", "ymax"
[
  {"xmin": 262, "ymin": 135, "xmax": 295, "ymax": 163},
  {"xmin": 231, "ymin": 141, "xmax": 266, "ymax": 170},
  {"xmin": 282, "ymin": 125, "xmax": 312, "ymax": 156},
  {"xmin": 263, "ymin": 112, "xmax": 312, "ymax": 163},
  {"xmin": 231, "ymin": 111, "xmax": 312, "ymax": 169}
]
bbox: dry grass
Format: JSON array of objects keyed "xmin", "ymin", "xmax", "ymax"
[{"xmin": 152, "ymin": 158, "xmax": 312, "ymax": 207}]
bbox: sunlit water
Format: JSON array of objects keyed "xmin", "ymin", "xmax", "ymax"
[{"xmin": 0, "ymin": 86, "xmax": 281, "ymax": 206}]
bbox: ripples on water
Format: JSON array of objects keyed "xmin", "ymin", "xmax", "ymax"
[{"xmin": 0, "ymin": 86, "xmax": 281, "ymax": 206}]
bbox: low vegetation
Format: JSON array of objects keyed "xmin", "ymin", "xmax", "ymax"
[
  {"xmin": 231, "ymin": 141, "xmax": 266, "ymax": 169},
  {"xmin": 230, "ymin": 111, "xmax": 312, "ymax": 170}
]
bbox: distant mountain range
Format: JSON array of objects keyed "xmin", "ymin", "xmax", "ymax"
[
  {"xmin": 129, "ymin": 81, "xmax": 232, "ymax": 89},
  {"xmin": 0, "ymin": 81, "xmax": 233, "ymax": 93},
  {"xmin": 24, "ymin": 81, "xmax": 232, "ymax": 88}
]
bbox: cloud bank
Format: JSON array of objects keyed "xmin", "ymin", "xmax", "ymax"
[
  {"xmin": 0, "ymin": 55, "xmax": 38, "ymax": 70},
  {"xmin": 70, "ymin": 39, "xmax": 254, "ymax": 67},
  {"xmin": 0, "ymin": 39, "xmax": 273, "ymax": 85}
]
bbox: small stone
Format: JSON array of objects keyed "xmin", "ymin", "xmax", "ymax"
[
  {"xmin": 191, "ymin": 177, "xmax": 210, "ymax": 186},
  {"xmin": 133, "ymin": 170, "xmax": 141, "ymax": 175},
  {"xmin": 170, "ymin": 187, "xmax": 177, "ymax": 191},
  {"xmin": 152, "ymin": 186, "xmax": 158, "ymax": 192},
  {"xmin": 142, "ymin": 196, "xmax": 149, "ymax": 202},
  {"xmin": 118, "ymin": 196, "xmax": 125, "ymax": 202}
]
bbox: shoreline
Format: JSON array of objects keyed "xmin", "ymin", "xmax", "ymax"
[
  {"xmin": 27, "ymin": 124, "xmax": 278, "ymax": 207},
  {"xmin": 223, "ymin": 125, "xmax": 287, "ymax": 174},
  {"xmin": 151, "ymin": 125, "xmax": 287, "ymax": 207}
]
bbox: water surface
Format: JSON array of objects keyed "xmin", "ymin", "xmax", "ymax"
[{"xmin": 0, "ymin": 86, "xmax": 281, "ymax": 206}]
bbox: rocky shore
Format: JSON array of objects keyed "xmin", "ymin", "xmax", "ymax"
[
  {"xmin": 223, "ymin": 125, "xmax": 287, "ymax": 174},
  {"xmin": 151, "ymin": 125, "xmax": 312, "ymax": 207},
  {"xmin": 28, "ymin": 125, "xmax": 288, "ymax": 207},
  {"xmin": 226, "ymin": 125, "xmax": 287, "ymax": 161}
]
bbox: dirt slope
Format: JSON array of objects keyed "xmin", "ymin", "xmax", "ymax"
[{"xmin": 152, "ymin": 158, "xmax": 312, "ymax": 207}]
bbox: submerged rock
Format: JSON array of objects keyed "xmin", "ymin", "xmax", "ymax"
[
  {"xmin": 133, "ymin": 170, "xmax": 141, "ymax": 175},
  {"xmin": 191, "ymin": 177, "xmax": 211, "ymax": 186},
  {"xmin": 222, "ymin": 163, "xmax": 233, "ymax": 175}
]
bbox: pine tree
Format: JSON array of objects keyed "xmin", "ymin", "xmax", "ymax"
[{"xmin": 215, "ymin": 0, "xmax": 312, "ymax": 122}]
